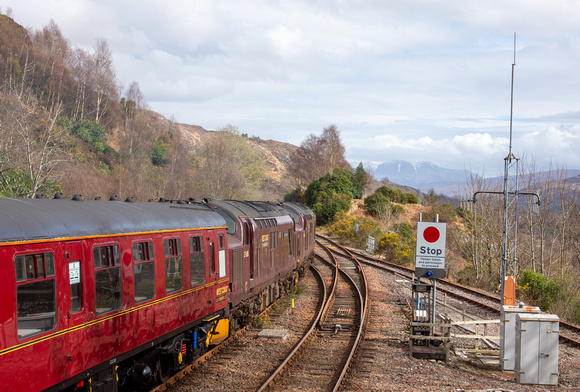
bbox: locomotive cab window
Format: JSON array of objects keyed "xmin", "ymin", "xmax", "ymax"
[
  {"xmin": 214, "ymin": 209, "xmax": 236, "ymax": 234},
  {"xmin": 190, "ymin": 236, "xmax": 205, "ymax": 286},
  {"xmin": 218, "ymin": 234, "xmax": 226, "ymax": 278},
  {"xmin": 133, "ymin": 241, "xmax": 155, "ymax": 303},
  {"xmin": 15, "ymin": 252, "xmax": 56, "ymax": 339},
  {"xmin": 164, "ymin": 238, "xmax": 182, "ymax": 293},
  {"xmin": 94, "ymin": 245, "xmax": 122, "ymax": 315}
]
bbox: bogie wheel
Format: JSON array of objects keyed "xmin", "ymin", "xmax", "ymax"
[{"xmin": 154, "ymin": 356, "xmax": 172, "ymax": 384}]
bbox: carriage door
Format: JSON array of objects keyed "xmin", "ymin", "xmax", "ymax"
[
  {"xmin": 242, "ymin": 218, "xmax": 254, "ymax": 280},
  {"xmin": 65, "ymin": 241, "xmax": 86, "ymax": 376}
]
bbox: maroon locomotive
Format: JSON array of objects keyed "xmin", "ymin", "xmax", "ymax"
[
  {"xmin": 0, "ymin": 196, "xmax": 315, "ymax": 391},
  {"xmin": 202, "ymin": 200, "xmax": 316, "ymax": 330}
]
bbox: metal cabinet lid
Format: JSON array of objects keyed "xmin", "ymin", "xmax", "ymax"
[{"xmin": 516, "ymin": 313, "xmax": 559, "ymax": 322}]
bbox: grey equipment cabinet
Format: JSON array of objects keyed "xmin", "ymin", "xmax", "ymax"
[
  {"xmin": 514, "ymin": 313, "xmax": 559, "ymax": 385},
  {"xmin": 500, "ymin": 305, "xmax": 540, "ymax": 371}
]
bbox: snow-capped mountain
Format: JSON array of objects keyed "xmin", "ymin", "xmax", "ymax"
[{"xmin": 372, "ymin": 160, "xmax": 472, "ymax": 195}]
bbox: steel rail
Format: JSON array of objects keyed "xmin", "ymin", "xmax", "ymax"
[
  {"xmin": 150, "ymin": 284, "xmax": 295, "ymax": 392},
  {"xmin": 318, "ymin": 240, "xmax": 369, "ymax": 392},
  {"xmin": 316, "ymin": 233, "xmax": 580, "ymax": 348},
  {"xmin": 256, "ymin": 264, "xmax": 327, "ymax": 391}
]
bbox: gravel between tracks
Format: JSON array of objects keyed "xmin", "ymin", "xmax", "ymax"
[{"xmin": 173, "ymin": 266, "xmax": 580, "ymax": 391}]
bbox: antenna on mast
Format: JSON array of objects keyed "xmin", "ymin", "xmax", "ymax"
[{"xmin": 508, "ymin": 33, "xmax": 516, "ymax": 159}]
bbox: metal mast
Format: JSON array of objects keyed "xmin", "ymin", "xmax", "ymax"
[
  {"xmin": 500, "ymin": 33, "xmax": 519, "ymax": 306},
  {"xmin": 470, "ymin": 34, "xmax": 540, "ymax": 305}
]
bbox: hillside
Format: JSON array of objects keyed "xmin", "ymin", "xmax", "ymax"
[
  {"xmin": 347, "ymin": 198, "xmax": 468, "ymax": 281},
  {"xmin": 164, "ymin": 115, "xmax": 298, "ymax": 188}
]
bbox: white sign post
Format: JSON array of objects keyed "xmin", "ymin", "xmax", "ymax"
[
  {"xmin": 415, "ymin": 221, "xmax": 447, "ymax": 338},
  {"xmin": 415, "ymin": 221, "xmax": 447, "ymax": 278}
]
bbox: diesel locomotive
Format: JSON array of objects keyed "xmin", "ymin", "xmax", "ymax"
[{"xmin": 0, "ymin": 196, "xmax": 315, "ymax": 391}]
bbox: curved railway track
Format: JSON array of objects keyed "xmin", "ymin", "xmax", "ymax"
[
  {"xmin": 154, "ymin": 266, "xmax": 325, "ymax": 392},
  {"xmin": 158, "ymin": 234, "xmax": 580, "ymax": 391},
  {"xmin": 258, "ymin": 240, "xmax": 368, "ymax": 391},
  {"xmin": 316, "ymin": 233, "xmax": 580, "ymax": 348}
]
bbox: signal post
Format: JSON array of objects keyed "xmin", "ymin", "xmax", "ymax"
[{"xmin": 409, "ymin": 220, "xmax": 450, "ymax": 361}]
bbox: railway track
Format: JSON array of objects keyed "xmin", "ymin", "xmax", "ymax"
[
  {"xmin": 258, "ymin": 240, "xmax": 368, "ymax": 391},
  {"xmin": 156, "ymin": 267, "xmax": 325, "ymax": 392},
  {"xmin": 316, "ymin": 233, "xmax": 580, "ymax": 348}
]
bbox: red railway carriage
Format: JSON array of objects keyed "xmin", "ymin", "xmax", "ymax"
[
  {"xmin": 280, "ymin": 202, "xmax": 316, "ymax": 268},
  {"xmin": 0, "ymin": 197, "xmax": 229, "ymax": 392},
  {"xmin": 204, "ymin": 200, "xmax": 305, "ymax": 328}
]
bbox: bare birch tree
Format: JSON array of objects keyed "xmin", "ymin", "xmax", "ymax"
[
  {"xmin": 93, "ymin": 39, "xmax": 117, "ymax": 124},
  {"xmin": 0, "ymin": 85, "xmax": 72, "ymax": 197},
  {"xmin": 287, "ymin": 124, "xmax": 350, "ymax": 188}
]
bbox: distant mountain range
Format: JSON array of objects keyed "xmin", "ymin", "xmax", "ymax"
[
  {"xmin": 370, "ymin": 160, "xmax": 580, "ymax": 196},
  {"xmin": 371, "ymin": 160, "xmax": 471, "ymax": 195}
]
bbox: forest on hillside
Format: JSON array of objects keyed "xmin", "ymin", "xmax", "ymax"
[
  {"xmin": 0, "ymin": 13, "xmax": 306, "ymax": 201},
  {"xmin": 0, "ymin": 12, "xmax": 367, "ymax": 202}
]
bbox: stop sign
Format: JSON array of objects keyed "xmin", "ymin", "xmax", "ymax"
[
  {"xmin": 415, "ymin": 222, "xmax": 446, "ymax": 278},
  {"xmin": 416, "ymin": 222, "xmax": 446, "ymax": 258}
]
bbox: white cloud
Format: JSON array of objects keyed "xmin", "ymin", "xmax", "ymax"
[
  {"xmin": 3, "ymin": 0, "xmax": 580, "ymax": 175},
  {"xmin": 268, "ymin": 25, "xmax": 311, "ymax": 60}
]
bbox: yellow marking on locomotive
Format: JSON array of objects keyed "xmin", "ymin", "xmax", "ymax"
[
  {"xmin": 216, "ymin": 286, "xmax": 227, "ymax": 296},
  {"xmin": 261, "ymin": 234, "xmax": 269, "ymax": 242},
  {"xmin": 215, "ymin": 295, "xmax": 227, "ymax": 303},
  {"xmin": 207, "ymin": 319, "xmax": 229, "ymax": 346},
  {"xmin": 243, "ymin": 250, "xmax": 250, "ymax": 258}
]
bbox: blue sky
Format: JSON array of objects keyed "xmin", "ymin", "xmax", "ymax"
[{"xmin": 3, "ymin": 1, "xmax": 580, "ymax": 176}]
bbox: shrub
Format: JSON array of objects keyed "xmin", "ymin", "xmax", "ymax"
[
  {"xmin": 391, "ymin": 204, "xmax": 405, "ymax": 217},
  {"xmin": 376, "ymin": 186, "xmax": 393, "ymax": 200},
  {"xmin": 518, "ymin": 270, "xmax": 560, "ymax": 311},
  {"xmin": 394, "ymin": 222, "xmax": 413, "ymax": 239},
  {"xmin": 67, "ymin": 120, "xmax": 113, "ymax": 154},
  {"xmin": 370, "ymin": 186, "xmax": 417, "ymax": 205},
  {"xmin": 305, "ymin": 168, "xmax": 362, "ymax": 224},
  {"xmin": 405, "ymin": 193, "xmax": 419, "ymax": 204},
  {"xmin": 328, "ymin": 211, "xmax": 381, "ymax": 249},
  {"xmin": 151, "ymin": 141, "xmax": 168, "ymax": 166},
  {"xmin": 364, "ymin": 193, "xmax": 390, "ymax": 216},
  {"xmin": 423, "ymin": 202, "xmax": 456, "ymax": 223},
  {"xmin": 377, "ymin": 232, "xmax": 415, "ymax": 265}
]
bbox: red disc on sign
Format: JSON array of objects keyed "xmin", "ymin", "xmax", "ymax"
[{"xmin": 423, "ymin": 226, "xmax": 440, "ymax": 243}]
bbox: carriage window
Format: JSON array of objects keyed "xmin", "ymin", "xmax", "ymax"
[
  {"xmin": 133, "ymin": 241, "xmax": 155, "ymax": 303},
  {"xmin": 94, "ymin": 245, "xmax": 121, "ymax": 315},
  {"xmin": 164, "ymin": 238, "xmax": 182, "ymax": 293},
  {"xmin": 15, "ymin": 253, "xmax": 56, "ymax": 339},
  {"xmin": 69, "ymin": 261, "xmax": 82, "ymax": 312},
  {"xmin": 94, "ymin": 245, "xmax": 120, "ymax": 268},
  {"xmin": 190, "ymin": 236, "xmax": 205, "ymax": 286}
]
